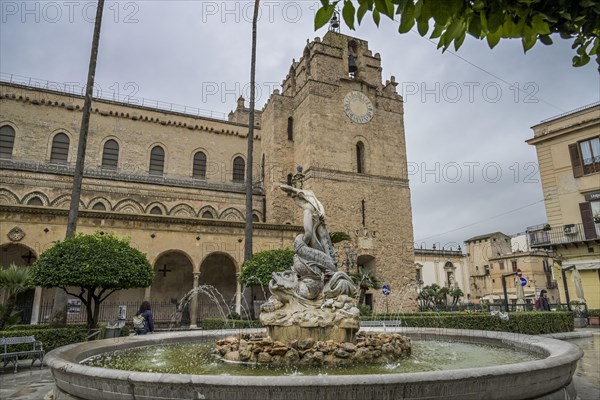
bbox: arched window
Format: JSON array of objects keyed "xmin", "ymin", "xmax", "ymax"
[
  {"xmin": 102, "ymin": 139, "xmax": 119, "ymax": 169},
  {"xmin": 193, "ymin": 151, "xmax": 207, "ymax": 179},
  {"xmin": 356, "ymin": 141, "xmax": 365, "ymax": 173},
  {"xmin": 50, "ymin": 133, "xmax": 70, "ymax": 163},
  {"xmin": 287, "ymin": 117, "xmax": 294, "ymax": 141},
  {"xmin": 252, "ymin": 214, "xmax": 260, "ymax": 222},
  {"xmin": 27, "ymin": 197, "xmax": 43, "ymax": 206},
  {"xmin": 232, "ymin": 156, "xmax": 245, "ymax": 182},
  {"xmin": 201, "ymin": 211, "xmax": 214, "ymax": 219},
  {"xmin": 92, "ymin": 203, "xmax": 106, "ymax": 211},
  {"xmin": 149, "ymin": 146, "xmax": 165, "ymax": 175},
  {"xmin": 149, "ymin": 206, "xmax": 162, "ymax": 215},
  {"xmin": 0, "ymin": 125, "xmax": 16, "ymax": 159}
]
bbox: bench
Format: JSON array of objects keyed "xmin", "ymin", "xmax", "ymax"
[{"xmin": 0, "ymin": 336, "xmax": 45, "ymax": 373}]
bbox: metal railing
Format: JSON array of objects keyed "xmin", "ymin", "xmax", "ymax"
[
  {"xmin": 32, "ymin": 299, "xmax": 231, "ymax": 327},
  {"xmin": 0, "ymin": 158, "xmax": 264, "ymax": 195},
  {"xmin": 0, "ymin": 72, "xmax": 228, "ymax": 120},
  {"xmin": 527, "ymin": 222, "xmax": 599, "ymax": 247}
]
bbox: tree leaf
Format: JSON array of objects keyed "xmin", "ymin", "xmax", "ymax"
[
  {"xmin": 373, "ymin": 8, "xmax": 381, "ymax": 26},
  {"xmin": 315, "ymin": 4, "xmax": 336, "ymax": 30},
  {"xmin": 486, "ymin": 29, "xmax": 501, "ymax": 48},
  {"xmin": 357, "ymin": 1, "xmax": 370, "ymax": 24},
  {"xmin": 468, "ymin": 13, "xmax": 482, "ymax": 38},
  {"xmin": 399, "ymin": 0, "xmax": 415, "ymax": 33},
  {"xmin": 343, "ymin": 0, "xmax": 356, "ymax": 29},
  {"xmin": 539, "ymin": 34, "xmax": 553, "ymax": 45},
  {"xmin": 417, "ymin": 18, "xmax": 429, "ymax": 36}
]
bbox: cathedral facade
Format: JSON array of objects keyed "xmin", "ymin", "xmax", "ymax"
[{"xmin": 0, "ymin": 31, "xmax": 415, "ymax": 324}]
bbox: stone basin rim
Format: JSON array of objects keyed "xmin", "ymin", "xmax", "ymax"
[{"xmin": 45, "ymin": 327, "xmax": 582, "ymax": 386}]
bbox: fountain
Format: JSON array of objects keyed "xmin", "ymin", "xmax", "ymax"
[{"xmin": 44, "ymin": 180, "xmax": 583, "ymax": 399}]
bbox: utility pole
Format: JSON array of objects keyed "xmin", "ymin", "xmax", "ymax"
[{"xmin": 51, "ymin": 0, "xmax": 105, "ymax": 326}]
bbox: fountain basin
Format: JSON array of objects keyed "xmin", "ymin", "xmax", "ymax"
[{"xmin": 47, "ymin": 328, "xmax": 582, "ymax": 400}]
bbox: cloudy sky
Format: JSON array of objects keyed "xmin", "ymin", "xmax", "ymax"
[{"xmin": 1, "ymin": 1, "xmax": 599, "ymax": 250}]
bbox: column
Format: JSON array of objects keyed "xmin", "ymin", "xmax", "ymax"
[
  {"xmin": 144, "ymin": 286, "xmax": 152, "ymax": 301},
  {"xmin": 235, "ymin": 273, "xmax": 242, "ymax": 315},
  {"xmin": 189, "ymin": 272, "xmax": 200, "ymax": 328},
  {"xmin": 29, "ymin": 287, "xmax": 43, "ymax": 324}
]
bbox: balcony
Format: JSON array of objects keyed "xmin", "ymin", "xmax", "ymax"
[{"xmin": 527, "ymin": 222, "xmax": 600, "ymax": 248}]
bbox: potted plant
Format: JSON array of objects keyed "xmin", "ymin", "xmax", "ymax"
[
  {"xmin": 570, "ymin": 301, "xmax": 588, "ymax": 328},
  {"xmin": 543, "ymin": 223, "xmax": 552, "ymax": 231},
  {"xmin": 589, "ymin": 309, "xmax": 600, "ymax": 326}
]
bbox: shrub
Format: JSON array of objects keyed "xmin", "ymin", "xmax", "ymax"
[
  {"xmin": 239, "ymin": 249, "xmax": 293, "ymax": 287},
  {"xmin": 588, "ymin": 309, "xmax": 600, "ymax": 317},
  {"xmin": 361, "ymin": 311, "xmax": 573, "ymax": 335}
]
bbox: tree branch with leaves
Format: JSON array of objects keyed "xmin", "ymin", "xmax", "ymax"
[{"xmin": 316, "ymin": 0, "xmax": 599, "ymax": 68}]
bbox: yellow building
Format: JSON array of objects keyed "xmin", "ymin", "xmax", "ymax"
[
  {"xmin": 526, "ymin": 103, "xmax": 600, "ymax": 310},
  {"xmin": 465, "ymin": 232, "xmax": 556, "ymax": 306},
  {"xmin": 0, "ymin": 31, "xmax": 415, "ymax": 324}
]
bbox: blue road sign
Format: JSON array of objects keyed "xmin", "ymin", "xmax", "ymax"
[
  {"xmin": 520, "ymin": 277, "xmax": 527, "ymax": 287},
  {"xmin": 382, "ymin": 284, "xmax": 391, "ymax": 296}
]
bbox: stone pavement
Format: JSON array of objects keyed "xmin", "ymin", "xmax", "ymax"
[{"xmin": 1, "ymin": 327, "xmax": 599, "ymax": 400}]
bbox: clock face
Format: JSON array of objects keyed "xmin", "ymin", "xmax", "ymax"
[{"xmin": 343, "ymin": 91, "xmax": 374, "ymax": 124}]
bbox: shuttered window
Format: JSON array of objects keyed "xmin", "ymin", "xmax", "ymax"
[
  {"xmin": 0, "ymin": 125, "xmax": 15, "ymax": 159},
  {"xmin": 50, "ymin": 133, "xmax": 70, "ymax": 163},
  {"xmin": 102, "ymin": 139, "xmax": 119, "ymax": 169},
  {"xmin": 193, "ymin": 151, "xmax": 207, "ymax": 179},
  {"xmin": 149, "ymin": 146, "xmax": 165, "ymax": 175},
  {"xmin": 569, "ymin": 136, "xmax": 600, "ymax": 177},
  {"xmin": 579, "ymin": 202, "xmax": 598, "ymax": 240},
  {"xmin": 233, "ymin": 156, "xmax": 245, "ymax": 182}
]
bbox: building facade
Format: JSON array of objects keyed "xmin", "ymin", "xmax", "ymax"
[
  {"xmin": 0, "ymin": 31, "xmax": 415, "ymax": 324},
  {"xmin": 526, "ymin": 103, "xmax": 600, "ymax": 309},
  {"xmin": 414, "ymin": 247, "xmax": 470, "ymax": 304},
  {"xmin": 464, "ymin": 232, "xmax": 556, "ymax": 305}
]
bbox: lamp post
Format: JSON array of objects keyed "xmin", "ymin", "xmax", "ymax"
[{"xmin": 343, "ymin": 242, "xmax": 357, "ymax": 274}]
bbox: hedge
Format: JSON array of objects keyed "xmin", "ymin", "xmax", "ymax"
[
  {"xmin": 201, "ymin": 318, "xmax": 262, "ymax": 330},
  {"xmin": 362, "ymin": 311, "xmax": 574, "ymax": 335},
  {"xmin": 0, "ymin": 326, "xmax": 88, "ymax": 353}
]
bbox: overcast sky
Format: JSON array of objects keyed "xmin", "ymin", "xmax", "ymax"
[{"xmin": 1, "ymin": 1, "xmax": 599, "ymax": 250}]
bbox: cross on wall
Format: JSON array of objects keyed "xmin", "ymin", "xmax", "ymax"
[
  {"xmin": 22, "ymin": 250, "xmax": 36, "ymax": 264},
  {"xmin": 158, "ymin": 264, "xmax": 172, "ymax": 277}
]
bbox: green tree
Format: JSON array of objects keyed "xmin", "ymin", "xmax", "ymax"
[
  {"xmin": 316, "ymin": 0, "xmax": 600, "ymax": 68},
  {"xmin": 0, "ymin": 264, "xmax": 34, "ymax": 329},
  {"xmin": 239, "ymin": 248, "xmax": 294, "ymax": 287},
  {"xmin": 31, "ymin": 233, "xmax": 154, "ymax": 331},
  {"xmin": 449, "ymin": 286, "xmax": 464, "ymax": 306},
  {"xmin": 351, "ymin": 266, "xmax": 381, "ymax": 305}
]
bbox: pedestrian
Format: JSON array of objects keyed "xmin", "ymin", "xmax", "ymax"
[
  {"xmin": 535, "ymin": 290, "xmax": 551, "ymax": 311},
  {"xmin": 133, "ymin": 300, "xmax": 154, "ymax": 334}
]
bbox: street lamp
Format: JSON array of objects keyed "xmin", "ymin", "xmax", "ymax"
[{"xmin": 343, "ymin": 242, "xmax": 357, "ymax": 273}]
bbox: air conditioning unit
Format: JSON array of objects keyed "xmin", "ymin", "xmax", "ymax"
[{"xmin": 563, "ymin": 224, "xmax": 578, "ymax": 235}]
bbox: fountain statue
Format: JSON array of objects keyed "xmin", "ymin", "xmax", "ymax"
[
  {"xmin": 259, "ymin": 174, "xmax": 360, "ymax": 343},
  {"xmin": 214, "ymin": 168, "xmax": 411, "ymax": 366}
]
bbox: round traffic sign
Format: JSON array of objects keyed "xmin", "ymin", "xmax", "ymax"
[
  {"xmin": 382, "ymin": 284, "xmax": 391, "ymax": 296},
  {"xmin": 520, "ymin": 277, "xmax": 527, "ymax": 287}
]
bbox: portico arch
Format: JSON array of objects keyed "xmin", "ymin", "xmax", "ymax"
[
  {"xmin": 198, "ymin": 253, "xmax": 238, "ymax": 317},
  {"xmin": 150, "ymin": 250, "xmax": 194, "ymax": 305}
]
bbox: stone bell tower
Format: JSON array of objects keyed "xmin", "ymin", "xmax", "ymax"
[{"xmin": 261, "ymin": 31, "xmax": 415, "ymax": 312}]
